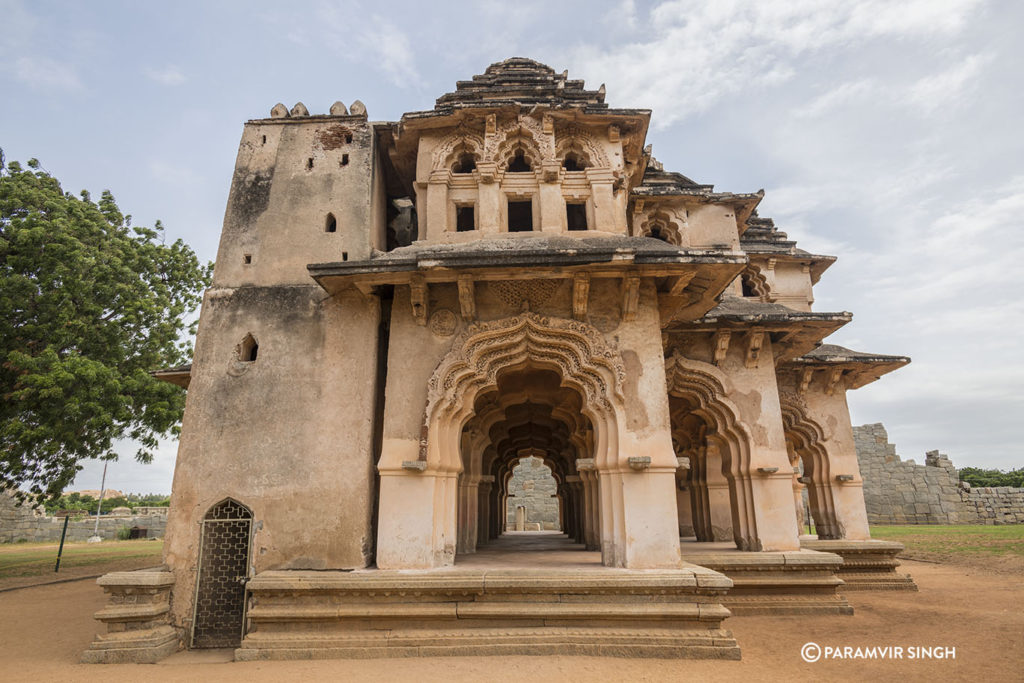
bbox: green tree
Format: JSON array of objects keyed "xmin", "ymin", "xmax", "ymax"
[{"xmin": 0, "ymin": 153, "xmax": 212, "ymax": 502}]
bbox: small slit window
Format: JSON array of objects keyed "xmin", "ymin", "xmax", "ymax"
[
  {"xmin": 508, "ymin": 200, "xmax": 533, "ymax": 232},
  {"xmin": 507, "ymin": 149, "xmax": 531, "ymax": 173},
  {"xmin": 456, "ymin": 205, "xmax": 475, "ymax": 232},
  {"xmin": 341, "ymin": 154, "xmax": 349, "ymax": 166},
  {"xmin": 243, "ymin": 254, "xmax": 252, "ymax": 264},
  {"xmin": 238, "ymin": 333, "xmax": 259, "ymax": 362},
  {"xmin": 566, "ymin": 203, "xmax": 587, "ymax": 231},
  {"xmin": 306, "ymin": 157, "xmax": 314, "ymax": 170},
  {"xmin": 345, "ymin": 133, "xmax": 353, "ymax": 144},
  {"xmin": 453, "ymin": 153, "xmax": 476, "ymax": 174},
  {"xmin": 325, "ymin": 213, "xmax": 337, "ymax": 233}
]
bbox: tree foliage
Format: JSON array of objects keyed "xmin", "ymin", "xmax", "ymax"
[
  {"xmin": 959, "ymin": 467, "xmax": 1024, "ymax": 488},
  {"xmin": 43, "ymin": 491, "xmax": 171, "ymax": 515},
  {"xmin": 0, "ymin": 153, "xmax": 212, "ymax": 501}
]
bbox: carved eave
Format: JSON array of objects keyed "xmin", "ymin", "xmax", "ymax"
[
  {"xmin": 745, "ymin": 251, "xmax": 836, "ymax": 285},
  {"xmin": 309, "ymin": 237, "xmax": 745, "ymax": 324},
  {"xmin": 629, "ymin": 190, "xmax": 764, "ymax": 236},
  {"xmin": 783, "ymin": 344, "xmax": 911, "ymax": 390},
  {"xmin": 151, "ymin": 364, "xmax": 191, "ymax": 389},
  {"xmin": 663, "ymin": 297, "xmax": 852, "ymax": 364},
  {"xmin": 390, "ymin": 107, "xmax": 651, "ymax": 193}
]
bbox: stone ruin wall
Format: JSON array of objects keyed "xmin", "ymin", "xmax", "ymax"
[
  {"xmin": 0, "ymin": 490, "xmax": 167, "ymax": 543},
  {"xmin": 854, "ymin": 423, "xmax": 1024, "ymax": 525},
  {"xmin": 505, "ymin": 457, "xmax": 561, "ymax": 531}
]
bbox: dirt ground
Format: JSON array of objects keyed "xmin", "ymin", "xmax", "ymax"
[{"xmin": 0, "ymin": 559, "xmax": 1020, "ymax": 682}]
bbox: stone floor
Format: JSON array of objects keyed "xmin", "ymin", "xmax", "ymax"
[{"xmin": 456, "ymin": 531, "xmax": 601, "ymax": 569}]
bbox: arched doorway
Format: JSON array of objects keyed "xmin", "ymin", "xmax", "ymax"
[
  {"xmin": 456, "ymin": 363, "xmax": 594, "ymax": 556},
  {"xmin": 375, "ymin": 312, "xmax": 684, "ymax": 570},
  {"xmin": 191, "ymin": 498, "xmax": 252, "ymax": 648},
  {"xmin": 781, "ymin": 401, "xmax": 840, "ymax": 539}
]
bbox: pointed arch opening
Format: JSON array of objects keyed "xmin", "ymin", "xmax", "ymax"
[
  {"xmin": 665, "ymin": 353, "xmax": 761, "ymax": 550},
  {"xmin": 421, "ymin": 312, "xmax": 631, "ymax": 567},
  {"xmin": 781, "ymin": 401, "xmax": 840, "ymax": 539}
]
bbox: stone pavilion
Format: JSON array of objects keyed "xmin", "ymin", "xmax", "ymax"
[{"xmin": 83, "ymin": 58, "xmax": 914, "ymax": 664}]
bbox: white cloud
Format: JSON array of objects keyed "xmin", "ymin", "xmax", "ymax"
[
  {"xmin": 144, "ymin": 65, "xmax": 187, "ymax": 86},
  {"xmin": 12, "ymin": 56, "xmax": 82, "ymax": 91},
  {"xmin": 357, "ymin": 16, "xmax": 420, "ymax": 89},
  {"xmin": 906, "ymin": 52, "xmax": 991, "ymax": 112},
  {"xmin": 569, "ymin": 0, "xmax": 986, "ymax": 127}
]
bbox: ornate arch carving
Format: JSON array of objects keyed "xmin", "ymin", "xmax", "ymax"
[
  {"xmin": 555, "ymin": 125, "xmax": 609, "ymax": 169},
  {"xmin": 636, "ymin": 209, "xmax": 687, "ymax": 246},
  {"xmin": 427, "ymin": 312, "xmax": 625, "ymax": 426},
  {"xmin": 487, "ymin": 116, "xmax": 554, "ymax": 167},
  {"xmin": 664, "ymin": 352, "xmax": 761, "ymax": 550},
  {"xmin": 421, "ymin": 312, "xmax": 626, "ymax": 476},
  {"xmin": 431, "ymin": 126, "xmax": 486, "ymax": 171},
  {"xmin": 740, "ymin": 265, "xmax": 770, "ymax": 301},
  {"xmin": 779, "ymin": 398, "xmax": 840, "ymax": 538}
]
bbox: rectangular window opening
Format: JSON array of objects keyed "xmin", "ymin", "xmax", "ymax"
[
  {"xmin": 508, "ymin": 200, "xmax": 533, "ymax": 232},
  {"xmin": 566, "ymin": 203, "xmax": 588, "ymax": 231},
  {"xmin": 243, "ymin": 254, "xmax": 252, "ymax": 264},
  {"xmin": 456, "ymin": 205, "xmax": 475, "ymax": 232},
  {"xmin": 341, "ymin": 154, "xmax": 349, "ymax": 166},
  {"xmin": 342, "ymin": 251, "xmax": 348, "ymax": 261}
]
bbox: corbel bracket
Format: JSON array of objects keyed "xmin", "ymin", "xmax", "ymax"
[
  {"xmin": 712, "ymin": 331, "xmax": 732, "ymax": 366},
  {"xmin": 573, "ymin": 272, "xmax": 590, "ymax": 321},
  {"xmin": 409, "ymin": 274, "xmax": 428, "ymax": 326},
  {"xmin": 457, "ymin": 274, "xmax": 476, "ymax": 321}
]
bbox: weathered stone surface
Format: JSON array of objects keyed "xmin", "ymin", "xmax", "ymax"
[
  {"xmin": 854, "ymin": 423, "xmax": 1024, "ymax": 525},
  {"xmin": 237, "ymin": 565, "xmax": 740, "ymax": 660},
  {"xmin": 81, "ymin": 570, "xmax": 182, "ymax": 664}
]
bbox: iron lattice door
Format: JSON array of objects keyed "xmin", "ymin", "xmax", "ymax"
[{"xmin": 192, "ymin": 499, "xmax": 252, "ymax": 648}]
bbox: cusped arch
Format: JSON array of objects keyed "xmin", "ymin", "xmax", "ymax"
[
  {"xmin": 555, "ymin": 125, "xmax": 609, "ymax": 169},
  {"xmin": 636, "ymin": 210, "xmax": 687, "ymax": 246},
  {"xmin": 488, "ymin": 116, "xmax": 553, "ymax": 168},
  {"xmin": 431, "ymin": 127, "xmax": 486, "ymax": 172},
  {"xmin": 779, "ymin": 398, "xmax": 840, "ymax": 538},
  {"xmin": 423, "ymin": 312, "xmax": 626, "ymax": 472},
  {"xmin": 664, "ymin": 352, "xmax": 761, "ymax": 550},
  {"xmin": 740, "ymin": 265, "xmax": 770, "ymax": 301}
]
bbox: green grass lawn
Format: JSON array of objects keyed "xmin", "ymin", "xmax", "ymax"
[
  {"xmin": 870, "ymin": 524, "xmax": 1024, "ymax": 558},
  {"xmin": 0, "ymin": 540, "xmax": 164, "ymax": 578}
]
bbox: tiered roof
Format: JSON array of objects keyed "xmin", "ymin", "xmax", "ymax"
[{"xmin": 432, "ymin": 57, "xmax": 609, "ymax": 112}]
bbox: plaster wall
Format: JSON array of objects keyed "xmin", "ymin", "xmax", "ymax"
[
  {"xmin": 766, "ymin": 262, "xmax": 814, "ymax": 311},
  {"xmin": 163, "ymin": 285, "xmax": 381, "ymax": 627},
  {"xmin": 685, "ymin": 204, "xmax": 741, "ymax": 249},
  {"xmin": 212, "ymin": 115, "xmax": 378, "ymax": 289}
]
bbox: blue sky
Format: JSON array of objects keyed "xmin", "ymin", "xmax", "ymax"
[{"xmin": 2, "ymin": 0, "xmax": 1020, "ymax": 494}]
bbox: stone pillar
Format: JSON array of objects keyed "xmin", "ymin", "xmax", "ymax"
[
  {"xmin": 538, "ymin": 176, "xmax": 564, "ymax": 233},
  {"xmin": 706, "ymin": 443, "xmax": 735, "ymax": 542},
  {"xmin": 514, "ymin": 505, "xmax": 526, "ymax": 531},
  {"xmin": 425, "ymin": 170, "xmax": 450, "ymax": 240},
  {"xmin": 457, "ymin": 474, "xmax": 480, "ymax": 554},
  {"xmin": 586, "ymin": 169, "xmax": 618, "ymax": 232},
  {"xmin": 476, "ymin": 164, "xmax": 501, "ymax": 234},
  {"xmin": 376, "ymin": 469, "xmax": 455, "ymax": 569},
  {"xmin": 719, "ymin": 338, "xmax": 801, "ymax": 551},
  {"xmin": 477, "ymin": 476, "xmax": 493, "ymax": 547}
]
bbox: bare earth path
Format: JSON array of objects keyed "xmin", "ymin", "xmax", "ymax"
[{"xmin": 0, "ymin": 559, "xmax": 1020, "ymax": 682}]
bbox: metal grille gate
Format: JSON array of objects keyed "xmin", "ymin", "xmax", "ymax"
[{"xmin": 191, "ymin": 499, "xmax": 252, "ymax": 648}]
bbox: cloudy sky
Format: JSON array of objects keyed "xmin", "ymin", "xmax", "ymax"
[{"xmin": 1, "ymin": 0, "xmax": 1020, "ymax": 494}]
